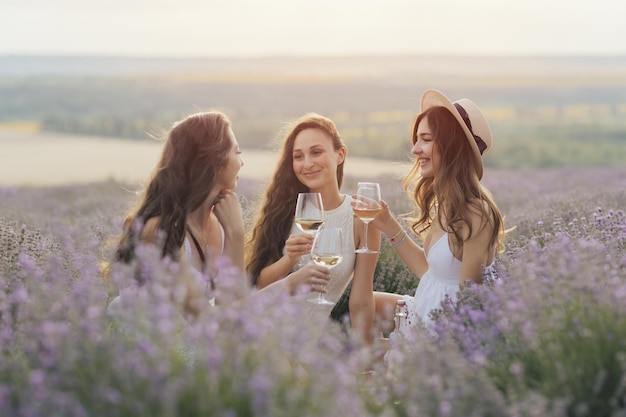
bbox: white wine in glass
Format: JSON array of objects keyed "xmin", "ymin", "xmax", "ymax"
[
  {"xmin": 310, "ymin": 253, "xmax": 342, "ymax": 268},
  {"xmin": 308, "ymin": 227, "xmax": 343, "ymax": 305},
  {"xmin": 295, "ymin": 193, "xmax": 325, "ymax": 235},
  {"xmin": 353, "ymin": 182, "xmax": 382, "ymax": 254}
]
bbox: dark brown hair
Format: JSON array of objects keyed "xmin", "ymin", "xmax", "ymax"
[{"xmin": 114, "ymin": 111, "xmax": 233, "ymax": 267}]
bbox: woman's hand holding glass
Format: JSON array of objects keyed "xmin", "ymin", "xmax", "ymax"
[
  {"xmin": 351, "ymin": 198, "xmax": 400, "ymax": 239},
  {"xmin": 283, "ymin": 233, "xmax": 314, "ymax": 265},
  {"xmin": 293, "ymin": 192, "xmax": 325, "ymax": 267},
  {"xmin": 308, "ymin": 227, "xmax": 343, "ymax": 305},
  {"xmin": 286, "ymin": 263, "xmax": 331, "ymax": 296},
  {"xmin": 295, "ymin": 193, "xmax": 325, "ymax": 235}
]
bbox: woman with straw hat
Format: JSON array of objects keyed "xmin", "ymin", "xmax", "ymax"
[{"xmin": 361, "ymin": 89, "xmax": 505, "ymax": 335}]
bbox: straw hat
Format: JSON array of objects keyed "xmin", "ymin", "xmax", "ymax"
[{"xmin": 420, "ymin": 89, "xmax": 492, "ymax": 179}]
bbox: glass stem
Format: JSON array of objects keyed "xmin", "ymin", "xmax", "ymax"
[{"xmin": 363, "ymin": 222, "xmax": 369, "ymax": 250}]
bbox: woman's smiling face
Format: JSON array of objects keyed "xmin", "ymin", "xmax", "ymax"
[
  {"xmin": 412, "ymin": 115, "xmax": 440, "ymax": 178},
  {"xmin": 292, "ymin": 128, "xmax": 345, "ymax": 192}
]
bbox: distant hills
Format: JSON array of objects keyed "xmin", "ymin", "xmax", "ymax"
[{"xmin": 2, "ymin": 54, "xmax": 626, "ymax": 79}]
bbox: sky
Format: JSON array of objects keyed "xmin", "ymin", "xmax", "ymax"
[{"xmin": 0, "ymin": 0, "xmax": 624, "ymax": 57}]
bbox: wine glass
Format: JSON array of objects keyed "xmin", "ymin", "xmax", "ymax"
[
  {"xmin": 353, "ymin": 182, "xmax": 382, "ymax": 254},
  {"xmin": 307, "ymin": 227, "xmax": 343, "ymax": 305},
  {"xmin": 295, "ymin": 193, "xmax": 325, "ymax": 235}
]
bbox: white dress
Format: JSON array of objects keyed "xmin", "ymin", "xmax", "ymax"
[
  {"xmin": 399, "ymin": 233, "xmax": 496, "ymax": 332},
  {"xmin": 292, "ymin": 195, "xmax": 356, "ymax": 317}
]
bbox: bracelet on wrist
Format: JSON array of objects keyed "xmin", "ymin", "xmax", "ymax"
[
  {"xmin": 387, "ymin": 228, "xmax": 404, "ymax": 242},
  {"xmin": 391, "ymin": 231, "xmax": 407, "ymax": 248}
]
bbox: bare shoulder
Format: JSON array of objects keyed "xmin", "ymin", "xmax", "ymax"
[{"xmin": 141, "ymin": 217, "xmax": 161, "ymax": 244}]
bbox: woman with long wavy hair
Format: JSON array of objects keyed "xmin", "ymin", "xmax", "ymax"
[
  {"xmin": 365, "ymin": 89, "xmax": 505, "ymax": 335},
  {"xmin": 109, "ymin": 111, "xmax": 326, "ymax": 320},
  {"xmin": 246, "ymin": 113, "xmax": 380, "ymax": 343},
  {"xmin": 109, "ymin": 111, "xmax": 245, "ymax": 317}
]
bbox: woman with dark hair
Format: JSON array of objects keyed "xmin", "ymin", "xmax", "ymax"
[
  {"xmin": 365, "ymin": 89, "xmax": 505, "ymax": 334},
  {"xmin": 109, "ymin": 111, "xmax": 244, "ymax": 316},
  {"xmin": 109, "ymin": 111, "xmax": 320, "ymax": 319},
  {"xmin": 246, "ymin": 113, "xmax": 380, "ymax": 343}
]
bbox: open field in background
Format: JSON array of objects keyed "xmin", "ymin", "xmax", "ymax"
[
  {"xmin": 0, "ymin": 128, "xmax": 411, "ymax": 186},
  {"xmin": 2, "ymin": 54, "xmax": 626, "ymax": 170}
]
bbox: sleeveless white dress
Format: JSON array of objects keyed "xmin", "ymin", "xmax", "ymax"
[
  {"xmin": 398, "ymin": 233, "xmax": 496, "ymax": 333},
  {"xmin": 292, "ymin": 195, "xmax": 356, "ymax": 317}
]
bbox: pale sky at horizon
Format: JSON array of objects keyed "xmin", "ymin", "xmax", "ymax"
[{"xmin": 0, "ymin": 0, "xmax": 623, "ymax": 57}]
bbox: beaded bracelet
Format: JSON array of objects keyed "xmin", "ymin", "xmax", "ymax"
[
  {"xmin": 387, "ymin": 228, "xmax": 404, "ymax": 242},
  {"xmin": 391, "ymin": 231, "xmax": 407, "ymax": 248}
]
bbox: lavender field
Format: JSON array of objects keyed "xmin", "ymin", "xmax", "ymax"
[{"xmin": 1, "ymin": 166, "xmax": 626, "ymax": 417}]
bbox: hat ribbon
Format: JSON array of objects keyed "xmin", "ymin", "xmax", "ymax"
[{"xmin": 454, "ymin": 103, "xmax": 487, "ymax": 155}]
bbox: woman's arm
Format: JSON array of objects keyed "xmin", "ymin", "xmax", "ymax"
[
  {"xmin": 255, "ymin": 233, "xmax": 314, "ymax": 288},
  {"xmin": 459, "ymin": 200, "xmax": 495, "ymax": 284},
  {"xmin": 253, "ymin": 263, "xmax": 331, "ymax": 297},
  {"xmin": 367, "ymin": 200, "xmax": 429, "ymax": 278},
  {"xmin": 284, "ymin": 263, "xmax": 331, "ymax": 295},
  {"xmin": 348, "ymin": 218, "xmax": 381, "ymax": 345}
]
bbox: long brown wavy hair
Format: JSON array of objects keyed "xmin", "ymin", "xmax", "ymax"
[
  {"xmin": 245, "ymin": 113, "xmax": 345, "ymax": 285},
  {"xmin": 113, "ymin": 111, "xmax": 233, "ymax": 271},
  {"xmin": 403, "ymin": 106, "xmax": 504, "ymax": 254}
]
